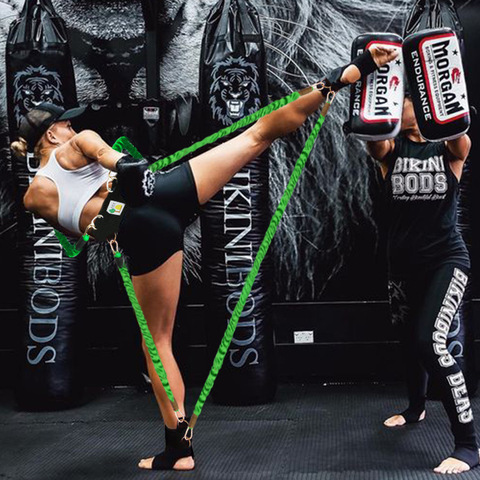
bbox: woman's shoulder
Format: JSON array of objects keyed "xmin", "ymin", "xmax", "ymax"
[
  {"xmin": 57, "ymin": 134, "xmax": 96, "ymax": 169},
  {"xmin": 24, "ymin": 175, "xmax": 58, "ymax": 212},
  {"xmin": 70, "ymin": 129, "xmax": 101, "ymax": 151}
]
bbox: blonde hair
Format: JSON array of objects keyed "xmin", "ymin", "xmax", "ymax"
[
  {"xmin": 10, "ymin": 136, "xmax": 28, "ymax": 159},
  {"xmin": 10, "ymin": 134, "xmax": 48, "ymax": 160}
]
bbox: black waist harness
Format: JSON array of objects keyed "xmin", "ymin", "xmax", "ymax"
[{"xmin": 73, "ymin": 173, "xmax": 126, "ymax": 250}]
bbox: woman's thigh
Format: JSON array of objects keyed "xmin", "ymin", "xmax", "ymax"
[
  {"xmin": 412, "ymin": 264, "xmax": 469, "ymax": 346},
  {"xmin": 132, "ymin": 250, "xmax": 184, "ymax": 341}
]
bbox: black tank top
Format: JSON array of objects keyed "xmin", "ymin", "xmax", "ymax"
[{"xmin": 385, "ymin": 135, "xmax": 470, "ymax": 276}]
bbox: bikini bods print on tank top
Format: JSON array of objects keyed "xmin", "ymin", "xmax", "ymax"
[{"xmin": 385, "ymin": 135, "xmax": 469, "ymax": 276}]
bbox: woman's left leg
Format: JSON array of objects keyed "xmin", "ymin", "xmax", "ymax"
[
  {"xmin": 413, "ymin": 263, "xmax": 478, "ymax": 473},
  {"xmin": 384, "ymin": 285, "xmax": 428, "ymax": 427},
  {"xmin": 131, "ymin": 250, "xmax": 194, "ymax": 471}
]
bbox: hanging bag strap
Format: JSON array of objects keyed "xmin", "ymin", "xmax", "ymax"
[
  {"xmin": 236, "ymin": 0, "xmax": 261, "ymax": 42},
  {"xmin": 216, "ymin": 0, "xmax": 233, "ymax": 40}
]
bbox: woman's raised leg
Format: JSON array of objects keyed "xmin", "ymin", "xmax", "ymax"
[{"xmin": 188, "ymin": 89, "xmax": 324, "ymax": 205}]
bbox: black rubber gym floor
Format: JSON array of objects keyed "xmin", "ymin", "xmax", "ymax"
[{"xmin": 1, "ymin": 383, "xmax": 480, "ymax": 480}]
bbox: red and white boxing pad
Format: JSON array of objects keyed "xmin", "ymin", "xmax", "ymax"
[
  {"xmin": 403, "ymin": 28, "xmax": 470, "ymax": 141},
  {"xmin": 348, "ymin": 33, "xmax": 404, "ymax": 141}
]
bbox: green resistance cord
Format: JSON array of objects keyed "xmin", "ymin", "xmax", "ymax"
[{"xmin": 54, "ymin": 85, "xmax": 333, "ymax": 438}]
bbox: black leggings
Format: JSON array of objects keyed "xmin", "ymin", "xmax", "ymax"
[
  {"xmin": 388, "ymin": 263, "xmax": 478, "ymax": 466},
  {"xmin": 116, "ymin": 161, "xmax": 200, "ymax": 276}
]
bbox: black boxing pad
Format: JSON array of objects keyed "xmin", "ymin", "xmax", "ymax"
[
  {"xmin": 403, "ymin": 28, "xmax": 470, "ymax": 141},
  {"xmin": 116, "ymin": 154, "xmax": 156, "ymax": 208},
  {"xmin": 347, "ymin": 33, "xmax": 405, "ymax": 141}
]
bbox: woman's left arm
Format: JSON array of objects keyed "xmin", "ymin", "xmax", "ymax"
[
  {"xmin": 446, "ymin": 134, "xmax": 471, "ymax": 161},
  {"xmin": 446, "ymin": 134, "xmax": 471, "ymax": 180},
  {"xmin": 71, "ymin": 129, "xmax": 124, "ymax": 171}
]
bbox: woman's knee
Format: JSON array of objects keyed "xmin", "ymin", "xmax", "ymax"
[
  {"xmin": 415, "ymin": 334, "xmax": 457, "ymax": 370},
  {"xmin": 141, "ymin": 331, "xmax": 173, "ymax": 356},
  {"xmin": 414, "ymin": 336, "xmax": 436, "ymax": 361}
]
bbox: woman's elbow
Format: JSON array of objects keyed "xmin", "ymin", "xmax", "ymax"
[{"xmin": 23, "ymin": 191, "xmax": 34, "ymax": 212}]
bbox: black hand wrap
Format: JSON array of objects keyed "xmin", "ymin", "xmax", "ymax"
[
  {"xmin": 116, "ymin": 153, "xmax": 156, "ymax": 207},
  {"xmin": 318, "ymin": 49, "xmax": 378, "ymax": 95}
]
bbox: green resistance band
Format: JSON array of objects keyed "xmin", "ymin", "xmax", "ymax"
[
  {"xmin": 53, "ymin": 85, "xmax": 334, "ymax": 436},
  {"xmin": 53, "ymin": 87, "xmax": 308, "ymax": 255},
  {"xmin": 186, "ymin": 102, "xmax": 331, "ymax": 437}
]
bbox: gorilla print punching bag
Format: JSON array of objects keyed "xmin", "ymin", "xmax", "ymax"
[
  {"xmin": 6, "ymin": 0, "xmax": 86, "ymax": 410},
  {"xmin": 199, "ymin": 0, "xmax": 276, "ymax": 405},
  {"xmin": 403, "ymin": 0, "xmax": 477, "ymax": 397}
]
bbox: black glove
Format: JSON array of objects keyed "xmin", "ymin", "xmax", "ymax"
[
  {"xmin": 318, "ymin": 49, "xmax": 378, "ymax": 94},
  {"xmin": 116, "ymin": 153, "xmax": 156, "ymax": 207}
]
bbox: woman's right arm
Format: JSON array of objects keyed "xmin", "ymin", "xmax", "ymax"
[
  {"xmin": 366, "ymin": 139, "xmax": 395, "ymax": 161},
  {"xmin": 366, "ymin": 139, "xmax": 395, "ymax": 178},
  {"xmin": 71, "ymin": 129, "xmax": 124, "ymax": 171}
]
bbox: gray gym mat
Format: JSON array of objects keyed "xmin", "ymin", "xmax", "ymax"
[{"xmin": 1, "ymin": 383, "xmax": 480, "ymax": 479}]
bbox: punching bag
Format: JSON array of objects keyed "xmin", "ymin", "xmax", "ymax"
[
  {"xmin": 6, "ymin": 0, "xmax": 86, "ymax": 410},
  {"xmin": 404, "ymin": 0, "xmax": 465, "ymax": 55},
  {"xmin": 140, "ymin": 0, "xmax": 163, "ymax": 156},
  {"xmin": 404, "ymin": 0, "xmax": 477, "ymax": 397},
  {"xmin": 199, "ymin": 0, "xmax": 276, "ymax": 405}
]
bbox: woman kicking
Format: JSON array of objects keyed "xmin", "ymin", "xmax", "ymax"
[
  {"xmin": 367, "ymin": 96, "xmax": 479, "ymax": 474},
  {"xmin": 11, "ymin": 45, "xmax": 395, "ymax": 472}
]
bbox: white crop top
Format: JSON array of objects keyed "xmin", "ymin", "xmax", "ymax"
[{"xmin": 36, "ymin": 149, "xmax": 110, "ymax": 234}]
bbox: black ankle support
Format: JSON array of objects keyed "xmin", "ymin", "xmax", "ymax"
[
  {"xmin": 151, "ymin": 420, "xmax": 194, "ymax": 471},
  {"xmin": 350, "ymin": 49, "xmax": 378, "ymax": 79},
  {"xmin": 400, "ymin": 407, "xmax": 425, "ymax": 424},
  {"xmin": 318, "ymin": 49, "xmax": 377, "ymax": 95},
  {"xmin": 451, "ymin": 446, "xmax": 480, "ymax": 469}
]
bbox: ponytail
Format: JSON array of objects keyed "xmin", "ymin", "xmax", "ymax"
[{"xmin": 10, "ymin": 136, "xmax": 28, "ymax": 159}]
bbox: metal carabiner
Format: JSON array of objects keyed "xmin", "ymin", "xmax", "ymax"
[
  {"xmin": 108, "ymin": 233, "xmax": 119, "ymax": 255},
  {"xmin": 326, "ymin": 90, "xmax": 336, "ymax": 104},
  {"xmin": 175, "ymin": 409, "xmax": 187, "ymax": 424},
  {"xmin": 85, "ymin": 214, "xmax": 104, "ymax": 235},
  {"xmin": 183, "ymin": 427, "xmax": 193, "ymax": 445},
  {"xmin": 321, "ymin": 90, "xmax": 336, "ymax": 117},
  {"xmin": 106, "ymin": 171, "xmax": 117, "ymax": 193},
  {"xmin": 312, "ymin": 80, "xmax": 327, "ymax": 92}
]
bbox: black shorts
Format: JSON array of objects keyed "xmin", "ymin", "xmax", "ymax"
[{"xmin": 116, "ymin": 161, "xmax": 200, "ymax": 276}]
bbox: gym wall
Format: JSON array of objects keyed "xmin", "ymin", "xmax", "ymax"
[{"xmin": 0, "ymin": 0, "xmax": 479, "ymax": 387}]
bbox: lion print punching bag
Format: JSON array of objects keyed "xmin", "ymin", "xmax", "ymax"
[
  {"xmin": 199, "ymin": 0, "xmax": 276, "ymax": 405},
  {"xmin": 6, "ymin": 0, "xmax": 86, "ymax": 410},
  {"xmin": 404, "ymin": 0, "xmax": 477, "ymax": 397}
]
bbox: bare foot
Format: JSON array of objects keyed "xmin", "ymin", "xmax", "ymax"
[
  {"xmin": 433, "ymin": 457, "xmax": 471, "ymax": 475},
  {"xmin": 138, "ymin": 455, "xmax": 195, "ymax": 470},
  {"xmin": 433, "ymin": 450, "xmax": 480, "ymax": 475},
  {"xmin": 384, "ymin": 410, "xmax": 426, "ymax": 427}
]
